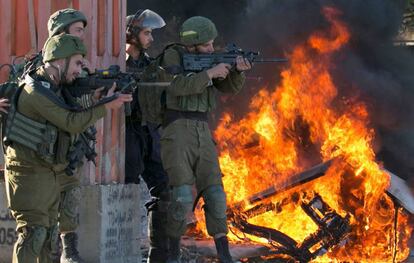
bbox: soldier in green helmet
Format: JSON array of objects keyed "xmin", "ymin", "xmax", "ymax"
[
  {"xmin": 47, "ymin": 8, "xmax": 95, "ymax": 74},
  {"xmin": 45, "ymin": 8, "xmax": 94, "ymax": 263},
  {"xmin": 4, "ymin": 34, "xmax": 132, "ymax": 263},
  {"xmin": 48, "ymin": 8, "xmax": 87, "ymax": 38},
  {"xmin": 158, "ymin": 16, "xmax": 251, "ymax": 262}
]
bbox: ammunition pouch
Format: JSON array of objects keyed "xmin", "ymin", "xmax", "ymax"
[
  {"xmin": 56, "ymin": 131, "xmax": 72, "ymax": 164},
  {"xmin": 177, "ymin": 86, "xmax": 216, "ymax": 112},
  {"xmin": 4, "ymin": 105, "xmax": 58, "ymax": 163}
]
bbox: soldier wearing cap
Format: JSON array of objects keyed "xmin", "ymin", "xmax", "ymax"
[{"xmin": 4, "ymin": 34, "xmax": 131, "ymax": 263}]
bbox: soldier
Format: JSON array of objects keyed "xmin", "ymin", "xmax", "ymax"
[
  {"xmin": 124, "ymin": 10, "xmax": 170, "ymax": 263},
  {"xmin": 46, "ymin": 8, "xmax": 93, "ymax": 263},
  {"xmin": 159, "ymin": 16, "xmax": 251, "ymax": 262},
  {"xmin": 47, "ymin": 8, "xmax": 93, "ymax": 72},
  {"xmin": 4, "ymin": 34, "xmax": 131, "ymax": 263}
]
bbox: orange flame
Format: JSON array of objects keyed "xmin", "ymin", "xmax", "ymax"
[{"xmin": 195, "ymin": 6, "xmax": 412, "ymax": 262}]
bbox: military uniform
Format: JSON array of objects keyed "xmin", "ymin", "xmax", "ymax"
[
  {"xmin": 45, "ymin": 9, "xmax": 90, "ymax": 263},
  {"xmin": 158, "ymin": 16, "xmax": 247, "ymax": 263},
  {"xmin": 125, "ymin": 51, "xmax": 166, "ymax": 187},
  {"xmin": 4, "ymin": 34, "xmax": 106, "ymax": 263},
  {"xmin": 160, "ymin": 45, "xmax": 245, "ymax": 238},
  {"xmin": 5, "ymin": 67, "xmax": 106, "ymax": 263},
  {"xmin": 124, "ymin": 10, "xmax": 168, "ymax": 263},
  {"xmin": 125, "ymin": 51, "xmax": 171, "ymax": 262}
]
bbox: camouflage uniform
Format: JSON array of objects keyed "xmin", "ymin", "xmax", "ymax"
[
  {"xmin": 5, "ymin": 35, "xmax": 106, "ymax": 263},
  {"xmin": 160, "ymin": 16, "xmax": 245, "ymax": 263}
]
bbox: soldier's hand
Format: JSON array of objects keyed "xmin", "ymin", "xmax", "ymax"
[
  {"xmin": 0, "ymin": 98, "xmax": 10, "ymax": 113},
  {"xmin": 106, "ymin": 83, "xmax": 117, "ymax": 97},
  {"xmin": 92, "ymin": 87, "xmax": 106, "ymax": 103},
  {"xmin": 206, "ymin": 63, "xmax": 231, "ymax": 79},
  {"xmin": 236, "ymin": 56, "xmax": 252, "ymax": 72},
  {"xmin": 104, "ymin": 94, "xmax": 133, "ymax": 110}
]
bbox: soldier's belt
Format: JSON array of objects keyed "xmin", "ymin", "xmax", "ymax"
[
  {"xmin": 163, "ymin": 109, "xmax": 208, "ymax": 128},
  {"xmin": 4, "ymin": 106, "xmax": 58, "ymax": 163}
]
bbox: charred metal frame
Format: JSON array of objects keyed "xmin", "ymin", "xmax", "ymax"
[
  {"xmin": 227, "ymin": 160, "xmax": 350, "ymax": 262},
  {"xmin": 226, "ymin": 159, "xmax": 413, "ymax": 262},
  {"xmin": 228, "ymin": 193, "xmax": 350, "ymax": 262}
]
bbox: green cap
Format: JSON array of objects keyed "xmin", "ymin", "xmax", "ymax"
[
  {"xmin": 43, "ymin": 34, "xmax": 87, "ymax": 63},
  {"xmin": 179, "ymin": 16, "xmax": 217, "ymax": 45},
  {"xmin": 48, "ymin": 8, "xmax": 87, "ymax": 37}
]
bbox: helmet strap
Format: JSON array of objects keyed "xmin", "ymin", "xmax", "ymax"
[
  {"xmin": 61, "ymin": 57, "xmax": 71, "ymax": 84},
  {"xmin": 47, "ymin": 63, "xmax": 62, "ymax": 84}
]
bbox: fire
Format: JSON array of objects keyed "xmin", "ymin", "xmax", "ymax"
[{"xmin": 194, "ymin": 6, "xmax": 412, "ymax": 262}]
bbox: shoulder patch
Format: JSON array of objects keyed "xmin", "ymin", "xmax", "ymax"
[{"xmin": 40, "ymin": 81, "xmax": 51, "ymax": 89}]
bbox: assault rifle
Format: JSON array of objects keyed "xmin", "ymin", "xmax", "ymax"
[
  {"xmin": 68, "ymin": 65, "xmax": 138, "ymax": 98},
  {"xmin": 68, "ymin": 65, "xmax": 141, "ymax": 115},
  {"xmin": 182, "ymin": 44, "xmax": 288, "ymax": 72},
  {"xmin": 65, "ymin": 126, "xmax": 98, "ymax": 176}
]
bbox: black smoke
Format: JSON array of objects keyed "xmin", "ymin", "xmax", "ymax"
[{"xmin": 128, "ymin": 0, "xmax": 414, "ymax": 183}]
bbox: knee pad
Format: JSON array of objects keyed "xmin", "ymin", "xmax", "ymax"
[
  {"xmin": 202, "ymin": 185, "xmax": 227, "ymax": 219},
  {"xmin": 59, "ymin": 187, "xmax": 80, "ymax": 232},
  {"xmin": 168, "ymin": 185, "xmax": 193, "ymax": 221},
  {"xmin": 16, "ymin": 226, "xmax": 47, "ymax": 256},
  {"xmin": 60, "ymin": 187, "xmax": 81, "ymax": 219}
]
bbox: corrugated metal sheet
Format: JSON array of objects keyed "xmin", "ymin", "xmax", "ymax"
[{"xmin": 0, "ymin": 0, "xmax": 127, "ymax": 184}]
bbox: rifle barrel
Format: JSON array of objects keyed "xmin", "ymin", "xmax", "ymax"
[
  {"xmin": 136, "ymin": 82, "xmax": 171, "ymax": 87},
  {"xmin": 253, "ymin": 58, "xmax": 288, "ymax": 63}
]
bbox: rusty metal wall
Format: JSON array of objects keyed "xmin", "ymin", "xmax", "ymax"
[{"xmin": 0, "ymin": 0, "xmax": 127, "ymax": 184}]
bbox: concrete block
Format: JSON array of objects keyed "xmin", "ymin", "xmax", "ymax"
[
  {"xmin": 0, "ymin": 182, "xmax": 143, "ymax": 263},
  {"xmin": 0, "ymin": 182, "xmax": 17, "ymax": 263},
  {"xmin": 78, "ymin": 184, "xmax": 142, "ymax": 263}
]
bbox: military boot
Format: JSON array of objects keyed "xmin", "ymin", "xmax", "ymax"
[
  {"xmin": 214, "ymin": 236, "xmax": 233, "ymax": 263},
  {"xmin": 166, "ymin": 237, "xmax": 181, "ymax": 263},
  {"xmin": 147, "ymin": 210, "xmax": 168, "ymax": 262},
  {"xmin": 60, "ymin": 232, "xmax": 85, "ymax": 263}
]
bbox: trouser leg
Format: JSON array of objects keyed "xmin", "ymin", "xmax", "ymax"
[
  {"xmin": 202, "ymin": 185, "xmax": 232, "ymax": 263},
  {"xmin": 165, "ymin": 185, "xmax": 193, "ymax": 261},
  {"xmin": 125, "ymin": 122, "xmax": 146, "ymax": 184},
  {"xmin": 13, "ymin": 226, "xmax": 48, "ymax": 263}
]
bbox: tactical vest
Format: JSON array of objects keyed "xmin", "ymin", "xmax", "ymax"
[
  {"xmin": 138, "ymin": 44, "xmax": 217, "ymax": 126},
  {"xmin": 3, "ymin": 79, "xmax": 58, "ymax": 164},
  {"xmin": 138, "ymin": 47, "xmax": 176, "ymax": 125},
  {"xmin": 126, "ymin": 52, "xmax": 152, "ymax": 122},
  {"xmin": 175, "ymin": 85, "xmax": 216, "ymax": 112},
  {"xmin": 162, "ymin": 44, "xmax": 216, "ymax": 113}
]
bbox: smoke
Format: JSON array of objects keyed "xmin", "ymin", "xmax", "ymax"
[{"xmin": 127, "ymin": 0, "xmax": 414, "ymax": 181}]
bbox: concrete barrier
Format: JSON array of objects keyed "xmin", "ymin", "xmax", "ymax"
[
  {"xmin": 0, "ymin": 182, "xmax": 142, "ymax": 263},
  {"xmin": 0, "ymin": 182, "xmax": 17, "ymax": 262},
  {"xmin": 78, "ymin": 184, "xmax": 142, "ymax": 263}
]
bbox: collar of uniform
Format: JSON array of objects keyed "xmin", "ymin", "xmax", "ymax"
[
  {"xmin": 126, "ymin": 51, "xmax": 151, "ymax": 61},
  {"xmin": 34, "ymin": 66, "xmax": 59, "ymax": 91},
  {"xmin": 126, "ymin": 52, "xmax": 151, "ymax": 71}
]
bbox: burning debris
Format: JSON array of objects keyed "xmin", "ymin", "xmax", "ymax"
[
  {"xmin": 228, "ymin": 192, "xmax": 351, "ymax": 262},
  {"xmin": 224, "ymin": 160, "xmax": 349, "ymax": 262},
  {"xmin": 188, "ymin": 6, "xmax": 413, "ymax": 262}
]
